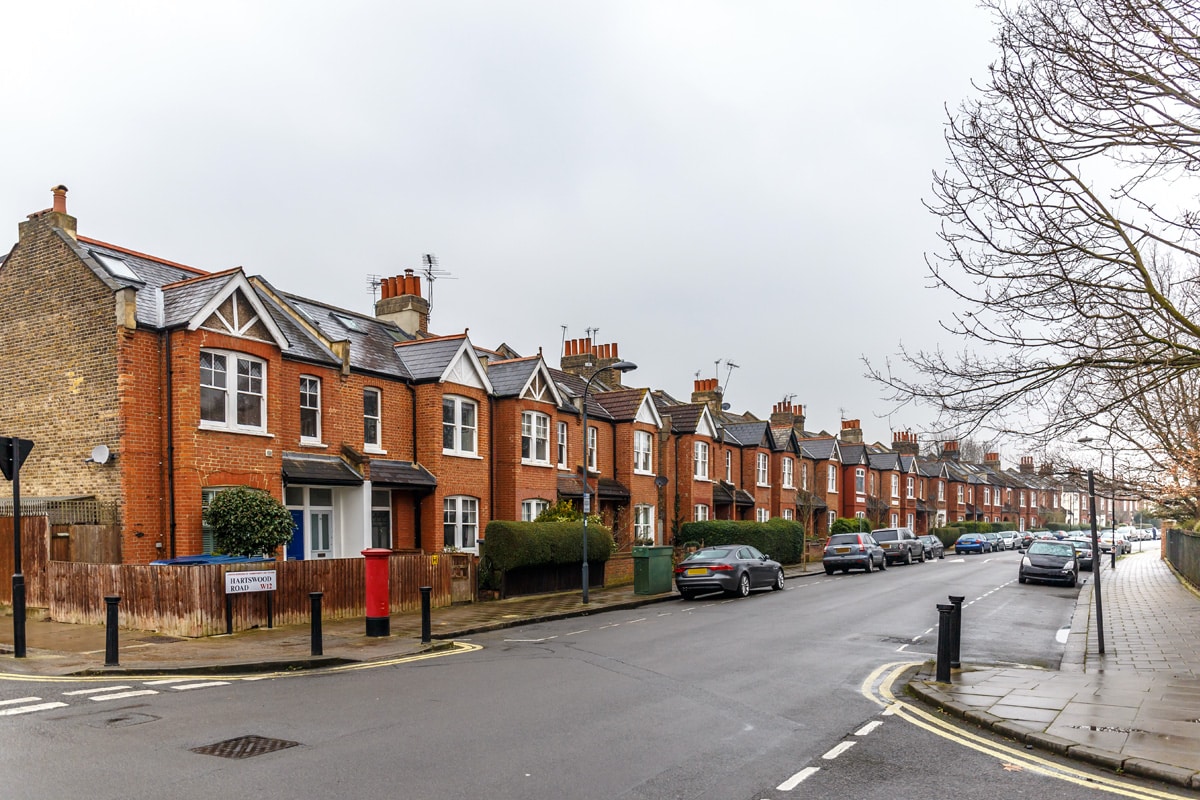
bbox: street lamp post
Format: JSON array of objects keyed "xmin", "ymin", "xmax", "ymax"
[
  {"xmin": 1078, "ymin": 437, "xmax": 1118, "ymax": 569},
  {"xmin": 580, "ymin": 360, "xmax": 637, "ymax": 604}
]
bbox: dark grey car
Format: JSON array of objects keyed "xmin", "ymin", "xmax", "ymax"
[
  {"xmin": 674, "ymin": 544, "xmax": 784, "ymax": 600},
  {"xmin": 872, "ymin": 527, "xmax": 925, "ymax": 565},
  {"xmin": 1019, "ymin": 541, "xmax": 1079, "ymax": 587},
  {"xmin": 822, "ymin": 532, "xmax": 887, "ymax": 574}
]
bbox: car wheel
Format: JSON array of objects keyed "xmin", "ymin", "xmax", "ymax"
[
  {"xmin": 919, "ymin": 547, "xmax": 927, "ymax": 563},
  {"xmin": 864, "ymin": 556, "xmax": 873, "ymax": 573},
  {"xmin": 904, "ymin": 549, "xmax": 912, "ymax": 565},
  {"xmin": 824, "ymin": 566, "xmax": 834, "ymax": 576},
  {"xmin": 938, "ymin": 551, "xmax": 945, "ymax": 559},
  {"xmin": 1067, "ymin": 574, "xmax": 1077, "ymax": 588},
  {"xmin": 680, "ymin": 591, "xmax": 696, "ymax": 601},
  {"xmin": 878, "ymin": 555, "xmax": 887, "ymax": 570},
  {"xmin": 773, "ymin": 569, "xmax": 785, "ymax": 590},
  {"xmin": 736, "ymin": 572, "xmax": 750, "ymax": 598},
  {"xmin": 1018, "ymin": 574, "xmax": 1027, "ymax": 584}
]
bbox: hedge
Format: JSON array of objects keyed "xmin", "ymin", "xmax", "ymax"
[
  {"xmin": 676, "ymin": 519, "xmax": 805, "ymax": 564},
  {"xmin": 480, "ymin": 520, "xmax": 614, "ymax": 573}
]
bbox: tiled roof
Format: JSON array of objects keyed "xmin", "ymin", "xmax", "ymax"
[
  {"xmin": 770, "ymin": 425, "xmax": 795, "ymax": 450},
  {"xmin": 840, "ymin": 443, "xmax": 868, "ymax": 464},
  {"xmin": 801, "ymin": 438, "xmax": 838, "ymax": 460},
  {"xmin": 713, "ymin": 481, "xmax": 756, "ymax": 506},
  {"xmin": 868, "ymin": 451, "xmax": 900, "ymax": 471},
  {"xmin": 557, "ymin": 473, "xmax": 630, "ymax": 499},
  {"xmin": 368, "ymin": 459, "xmax": 437, "ymax": 490},
  {"xmin": 660, "ymin": 403, "xmax": 704, "ymax": 433},
  {"xmin": 282, "ymin": 453, "xmax": 363, "ymax": 485},
  {"xmin": 723, "ymin": 421, "xmax": 769, "ymax": 449},
  {"xmin": 279, "ymin": 291, "xmax": 414, "ymax": 378},
  {"xmin": 593, "ymin": 388, "xmax": 648, "ymax": 421},
  {"xmin": 395, "ymin": 335, "xmax": 469, "ymax": 381},
  {"xmin": 487, "ymin": 358, "xmax": 539, "ymax": 398}
]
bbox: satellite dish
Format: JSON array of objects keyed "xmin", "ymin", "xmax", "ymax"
[{"xmin": 90, "ymin": 444, "xmax": 110, "ymax": 465}]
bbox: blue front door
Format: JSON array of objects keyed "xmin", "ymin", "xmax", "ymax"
[{"xmin": 287, "ymin": 509, "xmax": 305, "ymax": 561}]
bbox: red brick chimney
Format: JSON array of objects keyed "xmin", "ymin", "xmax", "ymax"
[
  {"xmin": 984, "ymin": 452, "xmax": 1001, "ymax": 468},
  {"xmin": 374, "ymin": 268, "xmax": 430, "ymax": 333},
  {"xmin": 840, "ymin": 419, "xmax": 863, "ymax": 444},
  {"xmin": 691, "ymin": 378, "xmax": 724, "ymax": 418},
  {"xmin": 560, "ymin": 338, "xmax": 627, "ymax": 387},
  {"xmin": 769, "ymin": 400, "xmax": 805, "ymax": 433},
  {"xmin": 892, "ymin": 430, "xmax": 919, "ymax": 456},
  {"xmin": 941, "ymin": 440, "xmax": 960, "ymax": 461}
]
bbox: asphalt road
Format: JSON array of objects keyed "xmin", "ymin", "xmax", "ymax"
[{"xmin": 0, "ymin": 549, "xmax": 1184, "ymax": 799}]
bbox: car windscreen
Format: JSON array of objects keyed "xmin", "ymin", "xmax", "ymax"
[
  {"xmin": 688, "ymin": 548, "xmax": 732, "ymax": 561},
  {"xmin": 1028, "ymin": 542, "xmax": 1073, "ymax": 557},
  {"xmin": 872, "ymin": 530, "xmax": 899, "ymax": 541}
]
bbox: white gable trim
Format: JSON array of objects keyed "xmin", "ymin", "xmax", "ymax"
[
  {"xmin": 439, "ymin": 337, "xmax": 495, "ymax": 394},
  {"xmin": 634, "ymin": 393, "xmax": 663, "ymax": 428},
  {"xmin": 187, "ymin": 272, "xmax": 290, "ymax": 349},
  {"xmin": 695, "ymin": 407, "xmax": 719, "ymax": 439},
  {"xmin": 518, "ymin": 360, "xmax": 564, "ymax": 406}
]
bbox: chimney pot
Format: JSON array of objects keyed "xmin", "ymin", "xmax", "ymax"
[{"xmin": 52, "ymin": 185, "xmax": 68, "ymax": 214}]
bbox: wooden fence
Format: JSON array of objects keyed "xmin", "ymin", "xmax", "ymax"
[
  {"xmin": 47, "ymin": 552, "xmax": 476, "ymax": 637},
  {"xmin": 0, "ymin": 516, "xmax": 50, "ymax": 607}
]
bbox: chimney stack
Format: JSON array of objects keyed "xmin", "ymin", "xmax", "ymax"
[
  {"xmin": 691, "ymin": 378, "xmax": 724, "ymax": 419},
  {"xmin": 769, "ymin": 400, "xmax": 805, "ymax": 433},
  {"xmin": 984, "ymin": 452, "xmax": 1001, "ymax": 467},
  {"xmin": 840, "ymin": 418, "xmax": 863, "ymax": 444},
  {"xmin": 560, "ymin": 338, "xmax": 626, "ymax": 387},
  {"xmin": 1019, "ymin": 456, "xmax": 1034, "ymax": 474},
  {"xmin": 20, "ymin": 185, "xmax": 77, "ymax": 242},
  {"xmin": 892, "ymin": 429, "xmax": 919, "ymax": 456},
  {"xmin": 375, "ymin": 268, "xmax": 430, "ymax": 334},
  {"xmin": 941, "ymin": 440, "xmax": 960, "ymax": 462}
]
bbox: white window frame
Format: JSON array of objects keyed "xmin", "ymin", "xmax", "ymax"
[
  {"xmin": 984, "ymin": 487, "xmax": 991, "ymax": 506},
  {"xmin": 199, "ymin": 349, "xmax": 267, "ymax": 434},
  {"xmin": 443, "ymin": 495, "xmax": 479, "ymax": 552},
  {"xmin": 827, "ymin": 464, "xmax": 837, "ymax": 492},
  {"xmin": 300, "ymin": 375, "xmax": 321, "ymax": 444},
  {"xmin": 634, "ymin": 430, "xmax": 654, "ymax": 475},
  {"xmin": 363, "ymin": 387, "xmax": 382, "ymax": 452},
  {"xmin": 957, "ymin": 484, "xmax": 964, "ymax": 504},
  {"xmin": 906, "ymin": 513, "xmax": 914, "ymax": 529},
  {"xmin": 801, "ymin": 462, "xmax": 809, "ymax": 491},
  {"xmin": 522, "ymin": 411, "xmax": 551, "ymax": 465},
  {"xmin": 756, "ymin": 507, "xmax": 769, "ymax": 523},
  {"xmin": 522, "ymin": 498, "xmax": 550, "ymax": 522},
  {"xmin": 725, "ymin": 450, "xmax": 732, "ymax": 482},
  {"xmin": 694, "ymin": 503, "xmax": 709, "ymax": 521},
  {"xmin": 890, "ymin": 512, "xmax": 899, "ymax": 527},
  {"xmin": 557, "ymin": 421, "xmax": 568, "ymax": 468},
  {"xmin": 827, "ymin": 509, "xmax": 836, "ymax": 530},
  {"xmin": 587, "ymin": 426, "xmax": 599, "ymax": 472},
  {"xmin": 1019, "ymin": 490, "xmax": 1026, "ymax": 507},
  {"xmin": 906, "ymin": 476, "xmax": 915, "ymax": 499},
  {"xmin": 783, "ymin": 508, "xmax": 793, "ymax": 521},
  {"xmin": 756, "ymin": 453, "xmax": 770, "ymax": 487},
  {"xmin": 693, "ymin": 441, "xmax": 709, "ymax": 480},
  {"xmin": 443, "ymin": 396, "xmax": 478, "ymax": 457},
  {"xmin": 634, "ymin": 504, "xmax": 655, "ymax": 544},
  {"xmin": 371, "ymin": 489, "xmax": 392, "ymax": 549},
  {"xmin": 855, "ymin": 468, "xmax": 866, "ymax": 494},
  {"xmin": 891, "ymin": 474, "xmax": 899, "ymax": 498},
  {"xmin": 782, "ymin": 457, "xmax": 794, "ymax": 489},
  {"xmin": 937, "ymin": 481, "xmax": 945, "ymax": 501}
]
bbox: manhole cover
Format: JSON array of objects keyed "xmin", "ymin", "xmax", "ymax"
[
  {"xmin": 89, "ymin": 712, "xmax": 159, "ymax": 728},
  {"xmin": 191, "ymin": 735, "xmax": 300, "ymax": 759}
]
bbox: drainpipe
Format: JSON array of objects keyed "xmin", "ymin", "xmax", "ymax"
[
  {"xmin": 164, "ymin": 329, "xmax": 177, "ymax": 558},
  {"xmin": 407, "ymin": 381, "xmax": 421, "ymax": 550}
]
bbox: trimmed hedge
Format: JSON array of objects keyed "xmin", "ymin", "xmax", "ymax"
[
  {"xmin": 480, "ymin": 520, "xmax": 614, "ymax": 573},
  {"xmin": 676, "ymin": 519, "xmax": 805, "ymax": 564}
]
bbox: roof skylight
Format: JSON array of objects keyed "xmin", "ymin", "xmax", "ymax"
[{"xmin": 91, "ymin": 251, "xmax": 142, "ymax": 282}]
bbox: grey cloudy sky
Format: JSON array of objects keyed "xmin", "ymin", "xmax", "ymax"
[{"xmin": 3, "ymin": 1, "xmax": 996, "ymax": 445}]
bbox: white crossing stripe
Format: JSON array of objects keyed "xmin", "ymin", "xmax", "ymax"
[
  {"xmin": 0, "ymin": 696, "xmax": 41, "ymax": 706},
  {"xmin": 170, "ymin": 681, "xmax": 230, "ymax": 691},
  {"xmin": 0, "ymin": 702, "xmax": 68, "ymax": 716},
  {"xmin": 822, "ymin": 741, "xmax": 856, "ymax": 760},
  {"xmin": 777, "ymin": 766, "xmax": 820, "ymax": 791},
  {"xmin": 854, "ymin": 720, "xmax": 884, "ymax": 736},
  {"xmin": 88, "ymin": 690, "xmax": 159, "ymax": 701},
  {"xmin": 64, "ymin": 686, "xmax": 131, "ymax": 696},
  {"xmin": 142, "ymin": 679, "xmax": 192, "ymax": 685}
]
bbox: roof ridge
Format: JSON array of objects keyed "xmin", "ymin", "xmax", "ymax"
[{"xmin": 78, "ymin": 236, "xmax": 207, "ymax": 275}]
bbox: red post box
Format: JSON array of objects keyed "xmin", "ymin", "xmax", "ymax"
[{"xmin": 362, "ymin": 548, "xmax": 392, "ymax": 637}]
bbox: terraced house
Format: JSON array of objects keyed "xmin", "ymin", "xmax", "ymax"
[{"xmin": 0, "ymin": 188, "xmax": 1143, "ymax": 570}]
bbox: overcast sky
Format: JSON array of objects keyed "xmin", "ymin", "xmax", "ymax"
[{"xmin": 2, "ymin": 1, "xmax": 998, "ymax": 446}]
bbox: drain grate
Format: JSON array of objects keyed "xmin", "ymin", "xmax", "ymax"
[
  {"xmin": 1067, "ymin": 724, "xmax": 1145, "ymax": 734},
  {"xmin": 191, "ymin": 735, "xmax": 300, "ymax": 759}
]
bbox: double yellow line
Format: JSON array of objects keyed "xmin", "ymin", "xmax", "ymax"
[{"xmin": 861, "ymin": 662, "xmax": 1190, "ymax": 800}]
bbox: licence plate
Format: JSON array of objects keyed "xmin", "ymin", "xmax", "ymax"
[
  {"xmin": 834, "ymin": 547, "xmax": 850, "ymax": 554},
  {"xmin": 685, "ymin": 568, "xmax": 707, "ymax": 576}
]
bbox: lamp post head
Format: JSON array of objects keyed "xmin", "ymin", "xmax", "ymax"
[{"xmin": 611, "ymin": 360, "xmax": 637, "ymax": 373}]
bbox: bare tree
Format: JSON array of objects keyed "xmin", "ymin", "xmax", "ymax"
[{"xmin": 871, "ymin": 0, "xmax": 1200, "ymax": 465}]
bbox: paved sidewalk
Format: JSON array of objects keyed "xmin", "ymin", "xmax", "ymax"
[{"xmin": 910, "ymin": 549, "xmax": 1200, "ymax": 790}]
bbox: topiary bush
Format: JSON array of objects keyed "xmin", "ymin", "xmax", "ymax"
[{"xmin": 203, "ymin": 486, "xmax": 295, "ymax": 557}]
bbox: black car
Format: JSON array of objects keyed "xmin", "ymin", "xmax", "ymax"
[
  {"xmin": 674, "ymin": 544, "xmax": 785, "ymax": 600},
  {"xmin": 918, "ymin": 534, "xmax": 945, "ymax": 560},
  {"xmin": 1019, "ymin": 541, "xmax": 1079, "ymax": 587},
  {"xmin": 822, "ymin": 532, "xmax": 887, "ymax": 574},
  {"xmin": 1063, "ymin": 537, "xmax": 1095, "ymax": 571}
]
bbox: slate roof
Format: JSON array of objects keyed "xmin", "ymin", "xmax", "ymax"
[
  {"xmin": 282, "ymin": 453, "xmax": 363, "ymax": 485},
  {"xmin": 868, "ymin": 451, "xmax": 900, "ymax": 471},
  {"xmin": 800, "ymin": 438, "xmax": 838, "ymax": 460},
  {"xmin": 547, "ymin": 368, "xmax": 614, "ymax": 419},
  {"xmin": 713, "ymin": 481, "xmax": 756, "ymax": 506},
  {"xmin": 487, "ymin": 357, "xmax": 539, "ymax": 398},
  {"xmin": 723, "ymin": 421, "xmax": 770, "ymax": 449},
  {"xmin": 557, "ymin": 473, "xmax": 630, "ymax": 499},
  {"xmin": 840, "ymin": 443, "xmax": 868, "ymax": 464},
  {"xmin": 277, "ymin": 290, "xmax": 414, "ymax": 378},
  {"xmin": 80, "ymin": 238, "xmax": 206, "ymax": 328},
  {"xmin": 368, "ymin": 459, "xmax": 437, "ymax": 490},
  {"xmin": 659, "ymin": 403, "xmax": 705, "ymax": 434},
  {"xmin": 770, "ymin": 425, "xmax": 795, "ymax": 451},
  {"xmin": 593, "ymin": 388, "xmax": 649, "ymax": 421},
  {"xmin": 394, "ymin": 335, "xmax": 470, "ymax": 381}
]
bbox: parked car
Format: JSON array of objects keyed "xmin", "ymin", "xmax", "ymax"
[
  {"xmin": 1062, "ymin": 537, "xmax": 1094, "ymax": 571},
  {"xmin": 1019, "ymin": 540, "xmax": 1079, "ymax": 587},
  {"xmin": 954, "ymin": 533, "xmax": 988, "ymax": 554},
  {"xmin": 674, "ymin": 544, "xmax": 784, "ymax": 600},
  {"xmin": 872, "ymin": 527, "xmax": 926, "ymax": 565},
  {"xmin": 1098, "ymin": 530, "xmax": 1131, "ymax": 555},
  {"xmin": 982, "ymin": 532, "xmax": 1004, "ymax": 552},
  {"xmin": 822, "ymin": 532, "xmax": 887, "ymax": 575},
  {"xmin": 918, "ymin": 534, "xmax": 945, "ymax": 560},
  {"xmin": 999, "ymin": 531, "xmax": 1019, "ymax": 550}
]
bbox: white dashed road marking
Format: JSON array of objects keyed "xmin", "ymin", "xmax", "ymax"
[
  {"xmin": 822, "ymin": 741, "xmax": 856, "ymax": 760},
  {"xmin": 88, "ymin": 690, "xmax": 158, "ymax": 702},
  {"xmin": 854, "ymin": 720, "xmax": 884, "ymax": 736},
  {"xmin": 63, "ymin": 686, "xmax": 130, "ymax": 695},
  {"xmin": 170, "ymin": 681, "xmax": 230, "ymax": 691},
  {"xmin": 0, "ymin": 701, "xmax": 68, "ymax": 716},
  {"xmin": 777, "ymin": 766, "xmax": 820, "ymax": 791},
  {"xmin": 0, "ymin": 696, "xmax": 41, "ymax": 706}
]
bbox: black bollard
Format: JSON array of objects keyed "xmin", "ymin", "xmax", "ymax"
[
  {"xmin": 420, "ymin": 586, "xmax": 432, "ymax": 644},
  {"xmin": 310, "ymin": 592, "xmax": 324, "ymax": 656},
  {"xmin": 104, "ymin": 595, "xmax": 120, "ymax": 667},
  {"xmin": 948, "ymin": 595, "xmax": 964, "ymax": 669},
  {"xmin": 936, "ymin": 603, "xmax": 955, "ymax": 683}
]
